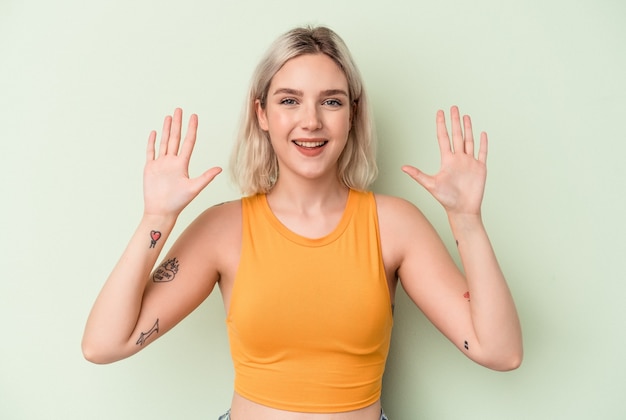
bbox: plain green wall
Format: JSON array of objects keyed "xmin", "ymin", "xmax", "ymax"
[{"xmin": 1, "ymin": 0, "xmax": 625, "ymax": 418}]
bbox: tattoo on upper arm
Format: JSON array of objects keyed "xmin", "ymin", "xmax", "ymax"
[
  {"xmin": 464, "ymin": 340, "xmax": 469, "ymax": 350},
  {"xmin": 136, "ymin": 319, "xmax": 159, "ymax": 346},
  {"xmin": 152, "ymin": 258, "xmax": 180, "ymax": 282},
  {"xmin": 149, "ymin": 230, "xmax": 162, "ymax": 248}
]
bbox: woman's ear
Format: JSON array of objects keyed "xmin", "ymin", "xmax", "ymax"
[{"xmin": 255, "ymin": 99, "xmax": 269, "ymax": 131}]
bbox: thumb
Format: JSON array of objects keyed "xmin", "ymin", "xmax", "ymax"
[
  {"xmin": 401, "ymin": 165, "xmax": 435, "ymax": 192},
  {"xmin": 191, "ymin": 166, "xmax": 222, "ymax": 193}
]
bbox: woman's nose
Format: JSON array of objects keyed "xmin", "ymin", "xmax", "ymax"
[{"xmin": 300, "ymin": 103, "xmax": 322, "ymax": 130}]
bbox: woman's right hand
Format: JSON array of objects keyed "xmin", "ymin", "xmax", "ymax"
[{"xmin": 143, "ymin": 108, "xmax": 222, "ymax": 217}]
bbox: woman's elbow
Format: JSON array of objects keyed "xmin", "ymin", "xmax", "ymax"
[
  {"xmin": 82, "ymin": 340, "xmax": 109, "ymax": 364},
  {"xmin": 484, "ymin": 348, "xmax": 524, "ymax": 372},
  {"xmin": 81, "ymin": 337, "xmax": 126, "ymax": 365}
]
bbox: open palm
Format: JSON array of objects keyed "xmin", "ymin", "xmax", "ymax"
[
  {"xmin": 143, "ymin": 108, "xmax": 222, "ymax": 217},
  {"xmin": 402, "ymin": 106, "xmax": 488, "ymax": 217}
]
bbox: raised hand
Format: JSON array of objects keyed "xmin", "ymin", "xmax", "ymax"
[
  {"xmin": 143, "ymin": 108, "xmax": 222, "ymax": 217},
  {"xmin": 402, "ymin": 106, "xmax": 487, "ymax": 217}
]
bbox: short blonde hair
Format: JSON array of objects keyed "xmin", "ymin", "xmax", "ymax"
[{"xmin": 230, "ymin": 26, "xmax": 377, "ymax": 195}]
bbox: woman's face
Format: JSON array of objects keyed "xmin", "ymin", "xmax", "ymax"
[{"xmin": 256, "ymin": 53, "xmax": 351, "ymax": 184}]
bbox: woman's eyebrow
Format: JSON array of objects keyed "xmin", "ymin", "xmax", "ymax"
[
  {"xmin": 321, "ymin": 89, "xmax": 349, "ymax": 97},
  {"xmin": 272, "ymin": 88, "xmax": 349, "ymax": 97},
  {"xmin": 272, "ymin": 88, "xmax": 303, "ymax": 96}
]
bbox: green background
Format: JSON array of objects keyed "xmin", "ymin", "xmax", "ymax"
[{"xmin": 1, "ymin": 0, "xmax": 624, "ymax": 418}]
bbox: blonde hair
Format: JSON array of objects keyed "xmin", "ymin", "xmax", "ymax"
[{"xmin": 230, "ymin": 26, "xmax": 377, "ymax": 195}]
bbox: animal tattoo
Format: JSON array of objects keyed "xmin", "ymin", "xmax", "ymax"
[{"xmin": 136, "ymin": 319, "xmax": 159, "ymax": 346}]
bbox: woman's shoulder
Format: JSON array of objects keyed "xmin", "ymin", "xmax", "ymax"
[
  {"xmin": 194, "ymin": 198, "xmax": 242, "ymax": 229},
  {"xmin": 373, "ymin": 193, "xmax": 433, "ymax": 235},
  {"xmin": 177, "ymin": 199, "xmax": 242, "ymax": 244},
  {"xmin": 171, "ymin": 199, "xmax": 242, "ymax": 266},
  {"xmin": 373, "ymin": 193, "xmax": 422, "ymax": 217}
]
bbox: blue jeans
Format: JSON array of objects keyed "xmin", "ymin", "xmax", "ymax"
[{"xmin": 218, "ymin": 409, "xmax": 389, "ymax": 419}]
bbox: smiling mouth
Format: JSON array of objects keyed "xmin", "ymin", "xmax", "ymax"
[{"xmin": 293, "ymin": 140, "xmax": 328, "ymax": 149}]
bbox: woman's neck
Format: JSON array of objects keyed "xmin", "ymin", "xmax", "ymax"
[
  {"xmin": 267, "ymin": 175, "xmax": 349, "ymax": 215},
  {"xmin": 265, "ymin": 180, "xmax": 350, "ymax": 238}
]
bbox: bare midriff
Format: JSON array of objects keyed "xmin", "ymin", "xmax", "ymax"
[{"xmin": 230, "ymin": 393, "xmax": 382, "ymax": 420}]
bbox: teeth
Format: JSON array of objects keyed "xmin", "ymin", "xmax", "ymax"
[{"xmin": 294, "ymin": 140, "xmax": 326, "ymax": 148}]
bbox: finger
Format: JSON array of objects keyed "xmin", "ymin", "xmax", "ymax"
[
  {"xmin": 191, "ymin": 167, "xmax": 223, "ymax": 194},
  {"xmin": 168, "ymin": 108, "xmax": 183, "ymax": 155},
  {"xmin": 179, "ymin": 114, "xmax": 199, "ymax": 163},
  {"xmin": 436, "ymin": 109, "xmax": 451, "ymax": 158},
  {"xmin": 450, "ymin": 105, "xmax": 464, "ymax": 154},
  {"xmin": 158, "ymin": 115, "xmax": 172, "ymax": 156},
  {"xmin": 478, "ymin": 131, "xmax": 488, "ymax": 163},
  {"xmin": 146, "ymin": 130, "xmax": 157, "ymax": 161},
  {"xmin": 463, "ymin": 114, "xmax": 475, "ymax": 156},
  {"xmin": 401, "ymin": 165, "xmax": 435, "ymax": 192}
]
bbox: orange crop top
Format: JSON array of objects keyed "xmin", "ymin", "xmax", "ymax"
[{"xmin": 226, "ymin": 189, "xmax": 393, "ymax": 413}]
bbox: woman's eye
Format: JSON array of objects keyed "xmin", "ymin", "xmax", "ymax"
[
  {"xmin": 324, "ymin": 99, "xmax": 342, "ymax": 107},
  {"xmin": 280, "ymin": 98, "xmax": 297, "ymax": 105}
]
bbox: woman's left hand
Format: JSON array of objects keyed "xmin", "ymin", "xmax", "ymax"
[{"xmin": 402, "ymin": 106, "xmax": 488, "ymax": 217}]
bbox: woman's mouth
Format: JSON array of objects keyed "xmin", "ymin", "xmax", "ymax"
[
  {"xmin": 293, "ymin": 140, "xmax": 328, "ymax": 149},
  {"xmin": 292, "ymin": 139, "xmax": 328, "ymax": 157}
]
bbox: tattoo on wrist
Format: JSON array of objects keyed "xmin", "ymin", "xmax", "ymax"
[
  {"xmin": 149, "ymin": 230, "xmax": 162, "ymax": 248},
  {"xmin": 464, "ymin": 340, "xmax": 470, "ymax": 350},
  {"xmin": 136, "ymin": 319, "xmax": 159, "ymax": 346},
  {"xmin": 153, "ymin": 258, "xmax": 180, "ymax": 283},
  {"xmin": 463, "ymin": 291, "xmax": 471, "ymax": 302}
]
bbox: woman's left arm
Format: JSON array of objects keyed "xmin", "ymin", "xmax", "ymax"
[{"xmin": 397, "ymin": 106, "xmax": 522, "ymax": 371}]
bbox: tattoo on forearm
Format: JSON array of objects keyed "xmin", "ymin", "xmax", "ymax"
[
  {"xmin": 152, "ymin": 257, "xmax": 180, "ymax": 283},
  {"xmin": 463, "ymin": 291, "xmax": 471, "ymax": 302},
  {"xmin": 136, "ymin": 319, "xmax": 159, "ymax": 346},
  {"xmin": 464, "ymin": 340, "xmax": 470, "ymax": 350},
  {"xmin": 149, "ymin": 230, "xmax": 162, "ymax": 248}
]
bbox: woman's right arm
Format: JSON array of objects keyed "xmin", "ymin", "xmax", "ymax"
[{"xmin": 81, "ymin": 108, "xmax": 222, "ymax": 364}]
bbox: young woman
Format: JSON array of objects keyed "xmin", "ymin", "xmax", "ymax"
[{"xmin": 82, "ymin": 26, "xmax": 522, "ymax": 420}]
